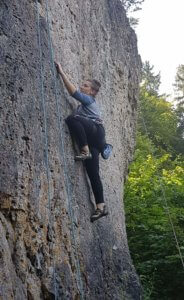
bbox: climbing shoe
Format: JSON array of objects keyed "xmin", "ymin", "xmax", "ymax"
[
  {"xmin": 90, "ymin": 205, "xmax": 108, "ymax": 222},
  {"xmin": 75, "ymin": 152, "xmax": 92, "ymax": 161}
]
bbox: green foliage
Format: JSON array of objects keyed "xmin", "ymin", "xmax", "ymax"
[
  {"xmin": 173, "ymin": 65, "xmax": 184, "ymax": 153},
  {"xmin": 138, "ymin": 88, "xmax": 178, "ymax": 153},
  {"xmin": 141, "ymin": 61, "xmax": 161, "ymax": 96},
  {"xmin": 125, "ymin": 136, "xmax": 184, "ymax": 299},
  {"xmin": 174, "ymin": 104, "xmax": 184, "ymax": 154},
  {"xmin": 174, "ymin": 64, "xmax": 184, "ymax": 103},
  {"xmin": 124, "ymin": 62, "xmax": 184, "ymax": 299},
  {"xmin": 139, "ymin": 62, "xmax": 184, "ymax": 155}
]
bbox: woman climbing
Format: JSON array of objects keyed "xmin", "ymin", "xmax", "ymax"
[{"xmin": 55, "ymin": 62, "xmax": 108, "ymax": 222}]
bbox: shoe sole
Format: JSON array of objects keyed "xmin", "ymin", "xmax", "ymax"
[
  {"xmin": 90, "ymin": 211, "xmax": 108, "ymax": 222},
  {"xmin": 74, "ymin": 155, "xmax": 92, "ymax": 161}
]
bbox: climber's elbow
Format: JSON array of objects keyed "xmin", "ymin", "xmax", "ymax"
[{"xmin": 69, "ymin": 86, "xmax": 77, "ymax": 96}]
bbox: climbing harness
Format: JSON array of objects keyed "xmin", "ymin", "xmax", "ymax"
[
  {"xmin": 35, "ymin": 0, "xmax": 84, "ymax": 299},
  {"xmin": 140, "ymin": 108, "xmax": 184, "ymax": 269}
]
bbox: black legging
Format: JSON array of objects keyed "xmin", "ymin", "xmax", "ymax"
[{"xmin": 65, "ymin": 115, "xmax": 105, "ymax": 204}]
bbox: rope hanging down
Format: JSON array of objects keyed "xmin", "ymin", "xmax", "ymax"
[
  {"xmin": 36, "ymin": 0, "xmax": 84, "ymax": 298},
  {"xmin": 35, "ymin": 1, "xmax": 57, "ymax": 298},
  {"xmin": 140, "ymin": 108, "xmax": 184, "ymax": 269}
]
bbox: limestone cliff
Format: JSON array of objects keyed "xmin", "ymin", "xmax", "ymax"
[{"xmin": 0, "ymin": 0, "xmax": 141, "ymax": 299}]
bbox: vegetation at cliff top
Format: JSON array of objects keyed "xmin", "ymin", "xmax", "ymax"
[
  {"xmin": 121, "ymin": 0, "xmax": 145, "ymax": 27},
  {"xmin": 124, "ymin": 62, "xmax": 184, "ymax": 299},
  {"xmin": 122, "ymin": 0, "xmax": 145, "ymax": 12}
]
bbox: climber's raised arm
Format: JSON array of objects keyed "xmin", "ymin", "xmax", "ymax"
[{"xmin": 55, "ymin": 62, "xmax": 77, "ymax": 95}]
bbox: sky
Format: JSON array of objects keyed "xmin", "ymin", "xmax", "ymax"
[{"xmin": 132, "ymin": 0, "xmax": 184, "ymax": 97}]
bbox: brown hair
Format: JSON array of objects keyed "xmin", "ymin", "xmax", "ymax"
[{"xmin": 87, "ymin": 79, "xmax": 101, "ymax": 94}]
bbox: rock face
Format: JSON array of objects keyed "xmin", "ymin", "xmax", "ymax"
[{"xmin": 0, "ymin": 0, "xmax": 141, "ymax": 299}]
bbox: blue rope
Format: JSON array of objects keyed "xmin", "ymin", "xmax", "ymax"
[
  {"xmin": 35, "ymin": 1, "xmax": 57, "ymax": 298},
  {"xmin": 44, "ymin": 1, "xmax": 84, "ymax": 298},
  {"xmin": 36, "ymin": 0, "xmax": 51, "ymax": 213}
]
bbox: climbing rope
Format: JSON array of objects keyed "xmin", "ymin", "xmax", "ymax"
[
  {"xmin": 35, "ymin": 0, "xmax": 57, "ymax": 298},
  {"xmin": 140, "ymin": 108, "xmax": 184, "ymax": 269},
  {"xmin": 38, "ymin": 0, "xmax": 84, "ymax": 298},
  {"xmin": 35, "ymin": 0, "xmax": 52, "ymax": 214}
]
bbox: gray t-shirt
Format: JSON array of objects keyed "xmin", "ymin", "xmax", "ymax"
[{"xmin": 72, "ymin": 90, "xmax": 103, "ymax": 123}]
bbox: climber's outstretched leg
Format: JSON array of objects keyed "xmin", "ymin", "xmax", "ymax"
[{"xmin": 84, "ymin": 147, "xmax": 108, "ymax": 222}]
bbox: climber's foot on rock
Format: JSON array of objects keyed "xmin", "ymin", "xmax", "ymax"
[
  {"xmin": 75, "ymin": 150, "xmax": 92, "ymax": 161},
  {"xmin": 90, "ymin": 205, "xmax": 108, "ymax": 222},
  {"xmin": 75, "ymin": 145, "xmax": 92, "ymax": 161},
  {"xmin": 75, "ymin": 151, "xmax": 92, "ymax": 161}
]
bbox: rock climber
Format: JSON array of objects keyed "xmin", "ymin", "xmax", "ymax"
[{"xmin": 55, "ymin": 62, "xmax": 108, "ymax": 222}]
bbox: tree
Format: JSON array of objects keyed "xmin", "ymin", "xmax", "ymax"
[
  {"xmin": 138, "ymin": 87, "xmax": 178, "ymax": 154},
  {"xmin": 122, "ymin": 0, "xmax": 145, "ymax": 12},
  {"xmin": 173, "ymin": 65, "xmax": 184, "ymax": 154},
  {"xmin": 174, "ymin": 64, "xmax": 184, "ymax": 103},
  {"xmin": 141, "ymin": 61, "xmax": 161, "ymax": 96},
  {"xmin": 124, "ymin": 62, "xmax": 184, "ymax": 299},
  {"xmin": 121, "ymin": 0, "xmax": 145, "ymax": 28},
  {"xmin": 124, "ymin": 139, "xmax": 184, "ymax": 299},
  {"xmin": 139, "ymin": 62, "xmax": 184, "ymax": 155}
]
